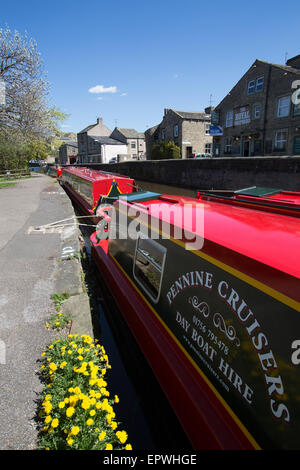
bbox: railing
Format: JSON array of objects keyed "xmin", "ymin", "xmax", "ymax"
[{"xmin": 0, "ymin": 169, "xmax": 31, "ymax": 180}]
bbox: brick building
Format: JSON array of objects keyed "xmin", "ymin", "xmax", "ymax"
[
  {"xmin": 212, "ymin": 55, "xmax": 300, "ymax": 157},
  {"xmin": 145, "ymin": 108, "xmax": 212, "ymax": 159}
]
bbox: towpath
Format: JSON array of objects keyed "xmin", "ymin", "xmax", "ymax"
[{"xmin": 0, "ymin": 174, "xmax": 90, "ymax": 450}]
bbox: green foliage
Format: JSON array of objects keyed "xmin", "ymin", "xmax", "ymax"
[
  {"xmin": 37, "ymin": 334, "xmax": 132, "ymax": 450},
  {"xmin": 151, "ymin": 141, "xmax": 181, "ymax": 160},
  {"xmin": 50, "ymin": 292, "xmax": 70, "ymax": 312}
]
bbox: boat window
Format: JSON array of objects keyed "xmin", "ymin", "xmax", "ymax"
[{"xmin": 133, "ymin": 237, "xmax": 167, "ymax": 303}]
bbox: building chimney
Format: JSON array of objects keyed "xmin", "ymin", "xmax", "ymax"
[
  {"xmin": 205, "ymin": 106, "xmax": 215, "ymax": 114},
  {"xmin": 286, "ymin": 55, "xmax": 300, "ymax": 69},
  {"xmin": 97, "ymin": 117, "xmax": 103, "ymax": 124}
]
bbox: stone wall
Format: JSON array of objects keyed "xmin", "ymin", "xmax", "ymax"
[{"xmin": 77, "ymin": 156, "xmax": 300, "ymax": 191}]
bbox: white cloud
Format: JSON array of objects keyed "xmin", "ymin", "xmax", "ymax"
[
  {"xmin": 120, "ymin": 92, "xmax": 127, "ymax": 96},
  {"xmin": 88, "ymin": 84, "xmax": 117, "ymax": 94},
  {"xmin": 96, "ymin": 97, "xmax": 103, "ymax": 100}
]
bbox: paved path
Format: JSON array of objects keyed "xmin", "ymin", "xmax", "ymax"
[{"xmin": 0, "ymin": 174, "xmax": 77, "ymax": 449}]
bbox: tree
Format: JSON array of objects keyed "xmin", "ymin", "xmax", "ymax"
[
  {"xmin": 151, "ymin": 141, "xmax": 181, "ymax": 160},
  {"xmin": 0, "ymin": 26, "xmax": 68, "ymax": 169}
]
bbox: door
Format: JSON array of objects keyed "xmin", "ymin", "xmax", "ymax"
[
  {"xmin": 186, "ymin": 146, "xmax": 193, "ymax": 158},
  {"xmin": 243, "ymin": 140, "xmax": 250, "ymax": 157}
]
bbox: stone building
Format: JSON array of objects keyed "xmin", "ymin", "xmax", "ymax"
[
  {"xmin": 212, "ymin": 55, "xmax": 300, "ymax": 157},
  {"xmin": 58, "ymin": 141, "xmax": 78, "ymax": 165},
  {"xmin": 145, "ymin": 108, "xmax": 212, "ymax": 159},
  {"xmin": 110, "ymin": 128, "xmax": 145, "ymax": 159},
  {"xmin": 77, "ymin": 117, "xmax": 111, "ymax": 163}
]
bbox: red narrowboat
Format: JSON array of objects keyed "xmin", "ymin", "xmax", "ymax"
[
  {"xmin": 59, "ymin": 166, "xmax": 137, "ymax": 224},
  {"xmin": 90, "ymin": 186, "xmax": 300, "ymax": 450}
]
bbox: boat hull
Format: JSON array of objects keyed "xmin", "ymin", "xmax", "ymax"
[{"xmin": 91, "ymin": 236, "xmax": 258, "ymax": 450}]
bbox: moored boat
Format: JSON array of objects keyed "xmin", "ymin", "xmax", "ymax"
[
  {"xmin": 59, "ymin": 166, "xmax": 137, "ymax": 224},
  {"xmin": 90, "ymin": 185, "xmax": 300, "ymax": 449}
]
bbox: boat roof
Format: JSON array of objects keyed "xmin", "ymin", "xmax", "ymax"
[
  {"xmin": 63, "ymin": 166, "xmax": 134, "ymax": 183},
  {"xmin": 119, "ymin": 188, "xmax": 300, "ymax": 279}
]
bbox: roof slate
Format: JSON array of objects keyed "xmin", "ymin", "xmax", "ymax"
[
  {"xmin": 89, "ymin": 135, "xmax": 125, "ymax": 145},
  {"xmin": 116, "ymin": 128, "xmax": 145, "ymax": 138}
]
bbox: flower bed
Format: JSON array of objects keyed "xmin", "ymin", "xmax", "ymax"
[{"xmin": 38, "ymin": 333, "xmax": 132, "ymax": 450}]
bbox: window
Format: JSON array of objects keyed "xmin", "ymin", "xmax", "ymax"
[
  {"xmin": 253, "ymin": 104, "xmax": 261, "ymax": 119},
  {"xmin": 205, "ymin": 124, "xmax": 210, "ymax": 135},
  {"xmin": 274, "ymin": 129, "xmax": 288, "ymax": 150},
  {"xmin": 205, "ymin": 143, "xmax": 212, "ymax": 154},
  {"xmin": 225, "ymin": 110, "xmax": 233, "ymax": 127},
  {"xmin": 131, "ymin": 141, "xmax": 136, "ymax": 149},
  {"xmin": 133, "ymin": 237, "xmax": 167, "ymax": 303},
  {"xmin": 174, "ymin": 124, "xmax": 178, "ymax": 137},
  {"xmin": 224, "ymin": 138, "xmax": 232, "ymax": 154},
  {"xmin": 247, "ymin": 77, "xmax": 264, "ymax": 94},
  {"xmin": 256, "ymin": 77, "xmax": 264, "ymax": 92},
  {"xmin": 277, "ymin": 96, "xmax": 290, "ymax": 117},
  {"xmin": 247, "ymin": 80, "xmax": 255, "ymax": 94}
]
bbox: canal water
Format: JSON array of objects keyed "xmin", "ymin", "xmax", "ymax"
[
  {"xmin": 135, "ymin": 180, "xmax": 196, "ymax": 198},
  {"xmin": 76, "ymin": 195, "xmax": 193, "ymax": 451}
]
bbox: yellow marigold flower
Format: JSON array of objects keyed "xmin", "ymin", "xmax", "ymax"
[
  {"xmin": 67, "ymin": 438, "xmax": 74, "ymax": 446},
  {"xmin": 41, "ymin": 352, "xmax": 46, "ymax": 357},
  {"xmin": 66, "ymin": 406, "xmax": 75, "ymax": 417},
  {"xmin": 55, "ymin": 322, "xmax": 60, "ymax": 326},
  {"xmin": 71, "ymin": 426, "xmax": 80, "ymax": 436},
  {"xmin": 125, "ymin": 444, "xmax": 132, "ymax": 450},
  {"xmin": 67, "ymin": 350, "xmax": 72, "ymax": 355},
  {"xmin": 59, "ymin": 361, "xmax": 67, "ymax": 369},
  {"xmin": 69, "ymin": 395, "xmax": 78, "ymax": 407},
  {"xmin": 105, "ymin": 444, "xmax": 113, "ymax": 450},
  {"xmin": 48, "ymin": 344, "xmax": 53, "ymax": 349},
  {"xmin": 111, "ymin": 421, "xmax": 118, "ymax": 431},
  {"xmin": 78, "ymin": 355, "xmax": 83, "ymax": 361},
  {"xmin": 86, "ymin": 418, "xmax": 94, "ymax": 426},
  {"xmin": 49, "ymin": 362, "xmax": 57, "ymax": 372},
  {"xmin": 72, "ymin": 343, "xmax": 77, "ymax": 349},
  {"xmin": 58, "ymin": 401, "xmax": 65, "ymax": 409},
  {"xmin": 74, "ymin": 386, "xmax": 81, "ymax": 395},
  {"xmin": 44, "ymin": 404, "xmax": 52, "ymax": 415},
  {"xmin": 44, "ymin": 415, "xmax": 52, "ymax": 424},
  {"xmin": 114, "ymin": 395, "xmax": 119, "ymax": 403},
  {"xmin": 64, "ymin": 397, "xmax": 70, "ymax": 404},
  {"xmin": 81, "ymin": 399, "xmax": 90, "ymax": 410},
  {"xmin": 96, "ymin": 402, "xmax": 102, "ymax": 410},
  {"xmin": 89, "ymin": 409, "xmax": 96, "ymax": 417},
  {"xmin": 51, "ymin": 418, "xmax": 59, "ymax": 428},
  {"xmin": 98, "ymin": 431, "xmax": 106, "ymax": 441},
  {"xmin": 116, "ymin": 430, "xmax": 128, "ymax": 444}
]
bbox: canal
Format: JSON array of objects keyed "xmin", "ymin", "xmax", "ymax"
[
  {"xmin": 76, "ymin": 183, "xmax": 194, "ymax": 451},
  {"xmin": 135, "ymin": 180, "xmax": 196, "ymax": 198}
]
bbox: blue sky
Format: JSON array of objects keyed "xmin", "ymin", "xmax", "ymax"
[{"xmin": 2, "ymin": 0, "xmax": 300, "ymax": 134}]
